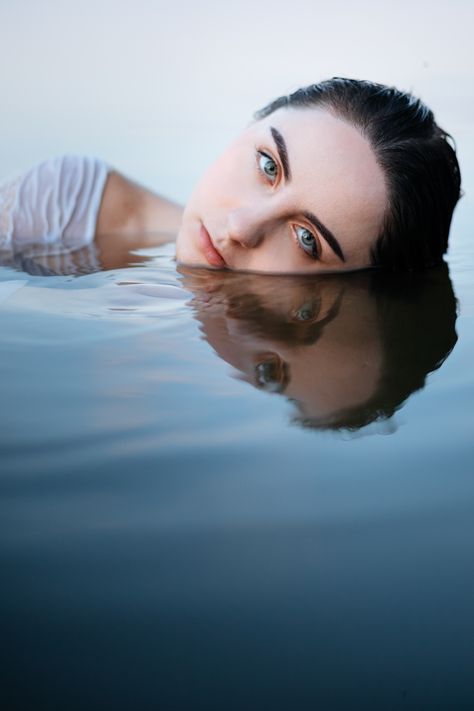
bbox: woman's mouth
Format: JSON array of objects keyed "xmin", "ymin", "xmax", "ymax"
[{"xmin": 198, "ymin": 223, "xmax": 227, "ymax": 268}]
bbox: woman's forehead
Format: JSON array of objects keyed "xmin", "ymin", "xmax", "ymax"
[{"xmin": 260, "ymin": 107, "xmax": 385, "ymax": 197}]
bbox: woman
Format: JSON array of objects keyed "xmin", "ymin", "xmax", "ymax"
[{"xmin": 0, "ymin": 78, "xmax": 462, "ymax": 276}]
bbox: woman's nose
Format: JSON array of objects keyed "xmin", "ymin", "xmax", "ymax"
[{"xmin": 225, "ymin": 206, "xmax": 268, "ymax": 249}]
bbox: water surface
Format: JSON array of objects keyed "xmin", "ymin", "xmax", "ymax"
[{"xmin": 1, "ymin": 201, "xmax": 474, "ymax": 711}]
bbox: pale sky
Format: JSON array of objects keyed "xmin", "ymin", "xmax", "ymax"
[{"xmin": 1, "ymin": 0, "xmax": 473, "ymax": 201}]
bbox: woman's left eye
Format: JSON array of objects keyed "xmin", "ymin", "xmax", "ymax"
[
  {"xmin": 295, "ymin": 225, "xmax": 320, "ymax": 259},
  {"xmin": 257, "ymin": 152, "xmax": 278, "ymax": 184},
  {"xmin": 254, "ymin": 353, "xmax": 289, "ymax": 393}
]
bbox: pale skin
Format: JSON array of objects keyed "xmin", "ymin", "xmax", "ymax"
[{"xmin": 94, "ymin": 106, "xmax": 388, "ymax": 274}]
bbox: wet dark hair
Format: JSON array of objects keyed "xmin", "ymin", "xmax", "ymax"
[{"xmin": 255, "ymin": 78, "xmax": 462, "ymax": 271}]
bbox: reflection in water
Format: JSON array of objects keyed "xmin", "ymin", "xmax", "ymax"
[
  {"xmin": 0, "ymin": 238, "xmax": 161, "ymax": 276},
  {"xmin": 179, "ymin": 264, "xmax": 458, "ymax": 431}
]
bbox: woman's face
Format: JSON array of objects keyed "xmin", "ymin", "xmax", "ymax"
[{"xmin": 176, "ymin": 106, "xmax": 387, "ymax": 274}]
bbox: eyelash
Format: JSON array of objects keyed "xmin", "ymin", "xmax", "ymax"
[{"xmin": 255, "ymin": 149, "xmax": 321, "ymax": 262}]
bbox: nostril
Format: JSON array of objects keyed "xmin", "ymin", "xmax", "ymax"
[
  {"xmin": 226, "ymin": 211, "xmax": 244, "ymax": 243},
  {"xmin": 226, "ymin": 209, "xmax": 263, "ymax": 249}
]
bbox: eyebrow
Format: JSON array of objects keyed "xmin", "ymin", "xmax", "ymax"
[
  {"xmin": 270, "ymin": 126, "xmax": 346, "ymax": 263},
  {"xmin": 270, "ymin": 126, "xmax": 291, "ymax": 181},
  {"xmin": 302, "ymin": 211, "xmax": 346, "ymax": 263}
]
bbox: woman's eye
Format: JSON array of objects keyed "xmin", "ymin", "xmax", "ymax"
[
  {"xmin": 295, "ymin": 225, "xmax": 320, "ymax": 259},
  {"xmin": 295, "ymin": 302, "xmax": 316, "ymax": 321},
  {"xmin": 257, "ymin": 152, "xmax": 278, "ymax": 184},
  {"xmin": 254, "ymin": 353, "xmax": 289, "ymax": 393}
]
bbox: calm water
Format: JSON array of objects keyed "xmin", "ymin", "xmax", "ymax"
[{"xmin": 1, "ymin": 209, "xmax": 474, "ymax": 707}]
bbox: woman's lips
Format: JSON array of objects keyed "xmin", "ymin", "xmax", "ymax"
[{"xmin": 198, "ymin": 223, "xmax": 227, "ymax": 268}]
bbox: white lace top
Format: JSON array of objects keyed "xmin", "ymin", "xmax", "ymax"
[{"xmin": 0, "ymin": 155, "xmax": 109, "ymax": 272}]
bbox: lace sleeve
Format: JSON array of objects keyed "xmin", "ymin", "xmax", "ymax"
[{"xmin": 0, "ymin": 155, "xmax": 109, "ymax": 256}]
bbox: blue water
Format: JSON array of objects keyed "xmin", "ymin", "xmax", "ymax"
[{"xmin": 1, "ymin": 211, "xmax": 474, "ymax": 707}]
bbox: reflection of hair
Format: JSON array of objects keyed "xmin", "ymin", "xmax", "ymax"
[
  {"xmin": 298, "ymin": 264, "xmax": 458, "ymax": 430},
  {"xmin": 256, "ymin": 78, "xmax": 462, "ymax": 272}
]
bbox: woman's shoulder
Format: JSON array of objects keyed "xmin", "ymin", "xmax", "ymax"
[
  {"xmin": 16, "ymin": 154, "xmax": 109, "ymax": 199},
  {"xmin": 0, "ymin": 154, "xmax": 110, "ymax": 251},
  {"xmin": 1, "ymin": 154, "xmax": 108, "ymax": 189}
]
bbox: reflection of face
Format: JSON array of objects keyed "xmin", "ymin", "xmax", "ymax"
[
  {"xmin": 181, "ymin": 270, "xmax": 384, "ymax": 425},
  {"xmin": 176, "ymin": 107, "xmax": 387, "ymax": 274}
]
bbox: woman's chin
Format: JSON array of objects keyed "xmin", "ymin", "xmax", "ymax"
[
  {"xmin": 175, "ymin": 226, "xmax": 194, "ymax": 263},
  {"xmin": 175, "ymin": 234, "xmax": 203, "ymax": 268}
]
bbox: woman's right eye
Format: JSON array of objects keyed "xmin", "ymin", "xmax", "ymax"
[{"xmin": 257, "ymin": 151, "xmax": 279, "ymax": 184}]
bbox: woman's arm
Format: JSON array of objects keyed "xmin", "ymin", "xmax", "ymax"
[{"xmin": 95, "ymin": 170, "xmax": 183, "ymax": 245}]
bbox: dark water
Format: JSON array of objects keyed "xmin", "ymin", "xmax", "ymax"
[{"xmin": 1, "ymin": 216, "xmax": 474, "ymax": 708}]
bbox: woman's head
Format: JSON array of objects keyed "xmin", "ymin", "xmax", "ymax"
[{"xmin": 176, "ymin": 78, "xmax": 461, "ymax": 274}]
